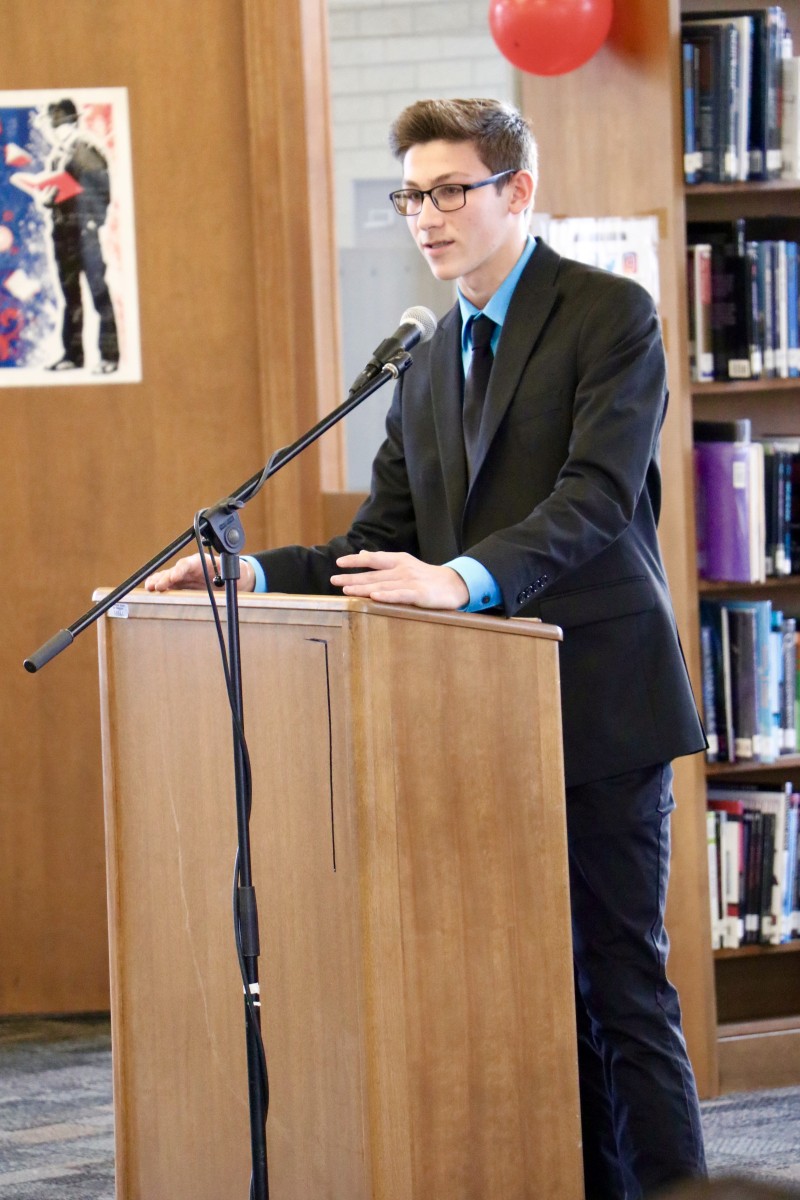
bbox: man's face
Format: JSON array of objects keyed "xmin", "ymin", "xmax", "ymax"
[
  {"xmin": 41, "ymin": 115, "xmax": 76, "ymax": 148},
  {"xmin": 401, "ymin": 139, "xmax": 527, "ymax": 307}
]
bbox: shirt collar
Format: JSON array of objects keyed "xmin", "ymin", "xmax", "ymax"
[{"xmin": 458, "ymin": 234, "xmax": 536, "ymax": 352}]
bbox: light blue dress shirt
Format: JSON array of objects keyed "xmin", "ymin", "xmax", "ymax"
[
  {"xmin": 446, "ymin": 234, "xmax": 536, "ymax": 611},
  {"xmin": 245, "ymin": 235, "xmax": 537, "ymax": 608}
]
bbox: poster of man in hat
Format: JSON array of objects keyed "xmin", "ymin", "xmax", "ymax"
[{"xmin": 0, "ymin": 87, "xmax": 140, "ymax": 385}]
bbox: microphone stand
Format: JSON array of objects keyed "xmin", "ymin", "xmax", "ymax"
[{"xmin": 23, "ymin": 350, "xmax": 414, "ymax": 1200}]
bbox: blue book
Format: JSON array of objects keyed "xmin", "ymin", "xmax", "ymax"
[
  {"xmin": 784, "ymin": 793, "xmax": 799, "ymax": 940},
  {"xmin": 683, "ymin": 41, "xmax": 702, "ymax": 183}
]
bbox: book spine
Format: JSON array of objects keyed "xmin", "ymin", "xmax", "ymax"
[
  {"xmin": 787, "ymin": 242, "xmax": 800, "ymax": 376},
  {"xmin": 710, "ymin": 239, "xmax": 752, "ymax": 379},
  {"xmin": 767, "ymin": 6, "xmax": 786, "ymax": 177},
  {"xmin": 683, "ymin": 41, "xmax": 703, "ymax": 184},
  {"xmin": 785, "ymin": 795, "xmax": 799, "ymax": 940},
  {"xmin": 760, "ymin": 240, "xmax": 777, "ymax": 376},
  {"xmin": 746, "ymin": 240, "xmax": 765, "ymax": 377},
  {"xmin": 783, "ymin": 58, "xmax": 800, "ymax": 179},
  {"xmin": 782, "ymin": 616, "xmax": 798, "ymax": 752},
  {"xmin": 776, "ymin": 240, "xmax": 790, "ymax": 378},
  {"xmin": 721, "ymin": 22, "xmax": 740, "ymax": 182},
  {"xmin": 693, "ymin": 243, "xmax": 715, "ymax": 381},
  {"xmin": 729, "ymin": 606, "xmax": 760, "ymax": 760},
  {"xmin": 707, "ymin": 811, "xmax": 722, "ymax": 949},
  {"xmin": 701, "ymin": 622, "xmax": 721, "ymax": 761}
]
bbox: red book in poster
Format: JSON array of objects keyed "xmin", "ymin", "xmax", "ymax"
[{"xmin": 9, "ymin": 170, "xmax": 83, "ymax": 204}]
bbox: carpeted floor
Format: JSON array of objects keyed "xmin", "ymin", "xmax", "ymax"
[{"xmin": 0, "ymin": 1014, "xmax": 799, "ymax": 1198}]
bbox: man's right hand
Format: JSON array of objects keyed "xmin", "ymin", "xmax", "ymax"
[{"xmin": 144, "ymin": 553, "xmax": 256, "ymax": 593}]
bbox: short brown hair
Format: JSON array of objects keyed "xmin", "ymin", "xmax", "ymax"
[{"xmin": 388, "ymin": 98, "xmax": 538, "ymax": 191}]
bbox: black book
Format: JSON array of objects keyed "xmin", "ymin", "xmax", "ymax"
[
  {"xmin": 688, "ymin": 220, "xmax": 752, "ymax": 379},
  {"xmin": 728, "ymin": 604, "xmax": 760, "ymax": 761},
  {"xmin": 683, "ymin": 8, "xmax": 786, "ymax": 179},
  {"xmin": 693, "ymin": 418, "xmax": 752, "ymax": 442},
  {"xmin": 700, "ymin": 600, "xmax": 735, "ymax": 762},
  {"xmin": 759, "ymin": 811, "xmax": 777, "ymax": 943}
]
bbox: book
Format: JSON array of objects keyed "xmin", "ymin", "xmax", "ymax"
[
  {"xmin": 682, "ymin": 8, "xmax": 785, "ymax": 179},
  {"xmin": 694, "ymin": 439, "xmax": 766, "ymax": 582},
  {"xmin": 707, "ymin": 811, "xmax": 723, "ymax": 948},
  {"xmin": 781, "ymin": 616, "xmax": 798, "ymax": 752},
  {"xmin": 708, "ymin": 797, "xmax": 746, "ymax": 945},
  {"xmin": 701, "ymin": 600, "xmax": 735, "ymax": 762},
  {"xmin": 683, "ymin": 41, "xmax": 703, "ymax": 183},
  {"xmin": 727, "ymin": 604, "xmax": 761, "ymax": 760},
  {"xmin": 693, "ymin": 418, "xmax": 752, "ymax": 442},
  {"xmin": 725, "ymin": 598, "xmax": 775, "ymax": 762},
  {"xmin": 700, "ymin": 623, "xmax": 721, "ymax": 761},
  {"xmin": 784, "ymin": 792, "xmax": 799, "ymax": 938},
  {"xmin": 689, "ymin": 244, "xmax": 715, "ymax": 381},
  {"xmin": 786, "ymin": 241, "xmax": 800, "ymax": 376},
  {"xmin": 688, "ymin": 220, "xmax": 753, "ymax": 379},
  {"xmin": 709, "ymin": 784, "xmax": 790, "ymax": 944},
  {"xmin": 682, "ymin": 22, "xmax": 733, "ymax": 181},
  {"xmin": 782, "ymin": 56, "xmax": 800, "ymax": 178},
  {"xmin": 745, "ymin": 239, "xmax": 765, "ymax": 376},
  {"xmin": 9, "ymin": 169, "xmax": 84, "ymax": 204}
]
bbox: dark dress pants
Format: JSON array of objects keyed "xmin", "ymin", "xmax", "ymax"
[
  {"xmin": 566, "ymin": 763, "xmax": 707, "ymax": 1200},
  {"xmin": 53, "ymin": 217, "xmax": 119, "ymax": 366}
]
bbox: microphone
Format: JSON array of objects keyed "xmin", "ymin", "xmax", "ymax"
[{"xmin": 349, "ymin": 306, "xmax": 437, "ymax": 394}]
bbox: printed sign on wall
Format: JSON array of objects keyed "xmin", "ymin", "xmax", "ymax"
[{"xmin": 0, "ymin": 87, "xmax": 141, "ymax": 385}]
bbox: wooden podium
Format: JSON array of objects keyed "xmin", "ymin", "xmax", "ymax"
[{"xmin": 97, "ymin": 591, "xmax": 583, "ymax": 1200}]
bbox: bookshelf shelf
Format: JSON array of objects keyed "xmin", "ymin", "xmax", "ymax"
[
  {"xmin": 686, "ymin": 181, "xmax": 800, "ymax": 195},
  {"xmin": 686, "ymin": 184, "xmax": 800, "ymax": 219},
  {"xmin": 706, "ymin": 753, "xmax": 800, "ymax": 777},
  {"xmin": 715, "ymin": 941, "xmax": 800, "ymax": 959},
  {"xmin": 698, "ymin": 577, "xmax": 800, "ymax": 595},
  {"xmin": 691, "ymin": 378, "xmax": 800, "ymax": 395},
  {"xmin": 519, "ymin": 0, "xmax": 800, "ymax": 1098}
]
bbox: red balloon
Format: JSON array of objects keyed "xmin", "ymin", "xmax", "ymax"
[{"xmin": 489, "ymin": 0, "xmax": 613, "ymax": 76}]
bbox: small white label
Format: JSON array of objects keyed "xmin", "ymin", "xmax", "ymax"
[
  {"xmin": 732, "ymin": 461, "xmax": 747, "ymax": 489},
  {"xmin": 108, "ymin": 603, "xmax": 129, "ymax": 619}
]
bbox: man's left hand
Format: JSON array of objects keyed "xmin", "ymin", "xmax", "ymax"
[{"xmin": 331, "ymin": 551, "xmax": 469, "ymax": 610}]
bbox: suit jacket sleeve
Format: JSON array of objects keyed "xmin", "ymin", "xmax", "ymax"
[{"xmin": 251, "ymin": 380, "xmax": 420, "ymax": 594}]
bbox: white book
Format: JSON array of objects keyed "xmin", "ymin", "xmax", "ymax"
[
  {"xmin": 782, "ymin": 58, "xmax": 800, "ymax": 180},
  {"xmin": 707, "ymin": 812, "xmax": 722, "ymax": 950},
  {"xmin": 709, "ymin": 786, "xmax": 788, "ymax": 945}
]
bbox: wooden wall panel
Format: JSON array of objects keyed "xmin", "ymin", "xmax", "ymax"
[
  {"xmin": 0, "ymin": 0, "xmax": 336, "ymax": 1013},
  {"xmin": 519, "ymin": 0, "xmax": 719, "ymax": 1095}
]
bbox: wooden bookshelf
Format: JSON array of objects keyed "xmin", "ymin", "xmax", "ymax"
[{"xmin": 520, "ymin": 0, "xmax": 800, "ymax": 1096}]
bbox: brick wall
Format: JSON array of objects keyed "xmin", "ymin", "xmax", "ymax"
[
  {"xmin": 328, "ymin": 0, "xmax": 515, "ymax": 246},
  {"xmin": 327, "ymin": 0, "xmax": 516, "ymax": 485}
]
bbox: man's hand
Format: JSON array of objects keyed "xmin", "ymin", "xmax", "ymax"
[
  {"xmin": 331, "ymin": 551, "xmax": 469, "ymax": 610},
  {"xmin": 144, "ymin": 553, "xmax": 256, "ymax": 593}
]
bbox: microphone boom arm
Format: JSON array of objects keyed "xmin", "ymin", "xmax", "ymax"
[{"xmin": 24, "ymin": 354, "xmax": 412, "ymax": 673}]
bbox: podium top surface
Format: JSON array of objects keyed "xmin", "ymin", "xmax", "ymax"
[{"xmin": 92, "ymin": 588, "xmax": 562, "ymax": 642}]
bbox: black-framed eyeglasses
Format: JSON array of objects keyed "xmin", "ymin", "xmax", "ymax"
[{"xmin": 388, "ymin": 170, "xmax": 517, "ymax": 217}]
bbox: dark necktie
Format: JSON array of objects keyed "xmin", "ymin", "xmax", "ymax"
[{"xmin": 463, "ymin": 314, "xmax": 495, "ymax": 481}]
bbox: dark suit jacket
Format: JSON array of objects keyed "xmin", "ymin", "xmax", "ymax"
[{"xmin": 255, "ymin": 240, "xmax": 706, "ymax": 787}]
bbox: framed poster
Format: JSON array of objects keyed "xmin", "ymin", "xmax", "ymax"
[{"xmin": 0, "ymin": 87, "xmax": 141, "ymax": 385}]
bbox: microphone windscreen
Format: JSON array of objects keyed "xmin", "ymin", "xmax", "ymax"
[{"xmin": 400, "ymin": 306, "xmax": 438, "ymax": 345}]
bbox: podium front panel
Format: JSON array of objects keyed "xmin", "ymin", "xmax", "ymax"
[{"xmin": 97, "ymin": 592, "xmax": 582, "ymax": 1200}]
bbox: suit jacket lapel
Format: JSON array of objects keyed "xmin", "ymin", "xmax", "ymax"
[
  {"xmin": 466, "ymin": 241, "xmax": 561, "ymax": 496},
  {"xmin": 429, "ymin": 304, "xmax": 469, "ymax": 542}
]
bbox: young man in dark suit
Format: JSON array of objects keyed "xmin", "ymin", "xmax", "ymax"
[{"xmin": 146, "ymin": 98, "xmax": 708, "ymax": 1198}]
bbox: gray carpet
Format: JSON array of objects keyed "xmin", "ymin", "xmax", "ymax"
[{"xmin": 0, "ymin": 1014, "xmax": 798, "ymax": 1198}]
